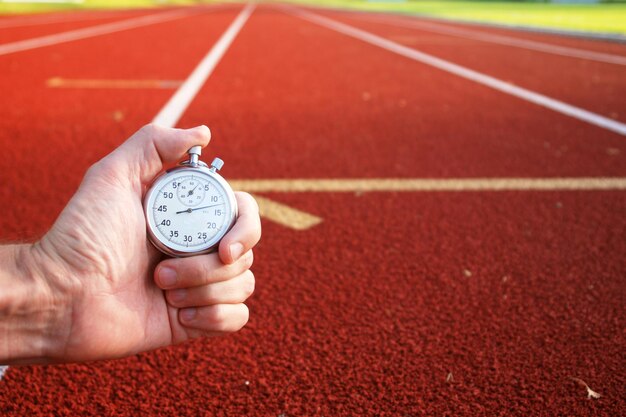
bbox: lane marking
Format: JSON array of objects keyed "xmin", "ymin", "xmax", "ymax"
[
  {"xmin": 152, "ymin": 2, "xmax": 255, "ymax": 127},
  {"xmin": 236, "ymin": 177, "xmax": 626, "ymax": 230},
  {"xmin": 0, "ymin": 10, "xmax": 128, "ymax": 29},
  {"xmin": 253, "ymin": 195, "xmax": 323, "ymax": 230},
  {"xmin": 46, "ymin": 77, "xmax": 182, "ymax": 89},
  {"xmin": 353, "ymin": 14, "xmax": 626, "ymax": 66},
  {"xmin": 387, "ymin": 35, "xmax": 475, "ymax": 46},
  {"xmin": 0, "ymin": 8, "xmax": 198, "ymax": 57},
  {"xmin": 287, "ymin": 8, "xmax": 626, "ymax": 137},
  {"xmin": 232, "ymin": 178, "xmax": 626, "ymax": 192}
]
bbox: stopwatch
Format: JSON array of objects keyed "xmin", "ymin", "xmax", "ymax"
[{"xmin": 143, "ymin": 146, "xmax": 237, "ymax": 257}]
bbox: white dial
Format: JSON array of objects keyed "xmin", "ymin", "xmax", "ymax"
[{"xmin": 144, "ymin": 152, "xmax": 237, "ymax": 257}]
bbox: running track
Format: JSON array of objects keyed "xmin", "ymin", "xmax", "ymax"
[{"xmin": 0, "ymin": 3, "xmax": 625, "ymax": 415}]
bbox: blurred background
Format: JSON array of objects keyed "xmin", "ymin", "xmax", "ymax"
[
  {"xmin": 1, "ymin": 0, "xmax": 625, "ymax": 415},
  {"xmin": 1, "ymin": 0, "xmax": 625, "ymax": 36}
]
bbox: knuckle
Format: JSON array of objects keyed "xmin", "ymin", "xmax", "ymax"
[
  {"xmin": 166, "ymin": 289, "xmax": 186, "ymax": 307},
  {"xmin": 210, "ymin": 304, "xmax": 249, "ymax": 333},
  {"xmin": 197, "ymin": 258, "xmax": 215, "ymax": 285},
  {"xmin": 84, "ymin": 161, "xmax": 103, "ymax": 179},
  {"xmin": 192, "ymin": 125, "xmax": 211, "ymax": 141},
  {"xmin": 249, "ymin": 194, "xmax": 260, "ymax": 213},
  {"xmin": 243, "ymin": 250, "xmax": 254, "ymax": 269},
  {"xmin": 165, "ymin": 290, "xmax": 176, "ymax": 305},
  {"xmin": 140, "ymin": 123, "xmax": 160, "ymax": 136},
  {"xmin": 237, "ymin": 192, "xmax": 259, "ymax": 213},
  {"xmin": 86, "ymin": 154, "xmax": 114, "ymax": 176},
  {"xmin": 209, "ymin": 305, "xmax": 231, "ymax": 332},
  {"xmin": 242, "ymin": 270, "xmax": 255, "ymax": 299},
  {"xmin": 203, "ymin": 285, "xmax": 218, "ymax": 304},
  {"xmin": 255, "ymin": 221, "xmax": 262, "ymax": 242},
  {"xmin": 172, "ymin": 257, "xmax": 208, "ymax": 287},
  {"xmin": 238, "ymin": 304, "xmax": 250, "ymax": 330},
  {"xmin": 84, "ymin": 157, "xmax": 121, "ymax": 186}
]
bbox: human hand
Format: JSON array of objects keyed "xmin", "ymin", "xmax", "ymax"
[{"xmin": 6, "ymin": 124, "xmax": 260, "ymax": 364}]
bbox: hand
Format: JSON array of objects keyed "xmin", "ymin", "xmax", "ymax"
[{"xmin": 6, "ymin": 124, "xmax": 261, "ymax": 364}]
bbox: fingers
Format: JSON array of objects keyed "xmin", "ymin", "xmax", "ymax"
[
  {"xmin": 155, "ymin": 250, "xmax": 253, "ymax": 289},
  {"xmin": 166, "ymin": 270, "xmax": 255, "ymax": 308},
  {"xmin": 133, "ymin": 123, "xmax": 210, "ymax": 164},
  {"xmin": 219, "ymin": 192, "xmax": 262, "ymax": 264},
  {"xmin": 153, "ymin": 183, "xmax": 259, "ymax": 343},
  {"xmin": 178, "ymin": 304, "xmax": 249, "ymax": 336},
  {"xmin": 99, "ymin": 124, "xmax": 211, "ymax": 184},
  {"xmin": 155, "ymin": 248, "xmax": 255, "ymax": 340}
]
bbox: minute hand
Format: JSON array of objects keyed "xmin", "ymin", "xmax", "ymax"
[{"xmin": 176, "ymin": 203, "xmax": 223, "ymax": 214}]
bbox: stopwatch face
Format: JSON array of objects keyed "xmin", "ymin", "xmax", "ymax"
[{"xmin": 144, "ymin": 167, "xmax": 237, "ymax": 256}]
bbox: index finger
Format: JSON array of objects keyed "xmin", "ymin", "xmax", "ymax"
[{"xmin": 219, "ymin": 192, "xmax": 261, "ymax": 264}]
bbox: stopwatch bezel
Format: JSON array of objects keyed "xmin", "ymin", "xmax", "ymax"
[{"xmin": 143, "ymin": 165, "xmax": 238, "ymax": 257}]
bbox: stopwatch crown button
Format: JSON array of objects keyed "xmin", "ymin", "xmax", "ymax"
[
  {"xmin": 210, "ymin": 157, "xmax": 224, "ymax": 172},
  {"xmin": 187, "ymin": 146, "xmax": 203, "ymax": 166},
  {"xmin": 188, "ymin": 146, "xmax": 202, "ymax": 156}
]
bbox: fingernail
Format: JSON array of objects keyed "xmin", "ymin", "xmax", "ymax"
[
  {"xmin": 159, "ymin": 267, "xmax": 177, "ymax": 287},
  {"xmin": 181, "ymin": 308, "xmax": 197, "ymax": 323},
  {"xmin": 169, "ymin": 289, "xmax": 186, "ymax": 303},
  {"xmin": 229, "ymin": 243, "xmax": 244, "ymax": 261}
]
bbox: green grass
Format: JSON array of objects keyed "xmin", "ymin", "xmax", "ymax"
[
  {"xmin": 2, "ymin": 0, "xmax": 625, "ymax": 35},
  {"xmin": 281, "ymin": 0, "xmax": 626, "ymax": 35},
  {"xmin": 0, "ymin": 0, "xmax": 218, "ymax": 14}
]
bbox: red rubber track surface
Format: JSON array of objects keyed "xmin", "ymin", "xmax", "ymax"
[
  {"xmin": 189, "ymin": 10, "xmax": 626, "ymax": 180},
  {"xmin": 0, "ymin": 6, "xmax": 238, "ymax": 240},
  {"xmin": 1, "ymin": 4, "xmax": 625, "ymax": 416},
  {"xmin": 313, "ymin": 9, "xmax": 626, "ymax": 122}
]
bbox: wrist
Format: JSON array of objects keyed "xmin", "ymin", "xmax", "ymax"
[{"xmin": 0, "ymin": 243, "xmax": 76, "ymax": 364}]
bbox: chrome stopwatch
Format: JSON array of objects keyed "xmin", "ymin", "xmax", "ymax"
[{"xmin": 144, "ymin": 146, "xmax": 237, "ymax": 257}]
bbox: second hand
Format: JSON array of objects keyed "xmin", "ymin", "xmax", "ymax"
[{"xmin": 176, "ymin": 203, "xmax": 224, "ymax": 214}]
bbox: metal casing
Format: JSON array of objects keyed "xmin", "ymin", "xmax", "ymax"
[{"xmin": 143, "ymin": 164, "xmax": 238, "ymax": 257}]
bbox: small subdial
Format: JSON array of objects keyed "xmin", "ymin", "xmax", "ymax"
[{"xmin": 176, "ymin": 178, "xmax": 207, "ymax": 207}]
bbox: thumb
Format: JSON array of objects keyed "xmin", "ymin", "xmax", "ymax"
[{"xmin": 103, "ymin": 124, "xmax": 212, "ymax": 185}]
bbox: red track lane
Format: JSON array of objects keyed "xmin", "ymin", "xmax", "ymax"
[
  {"xmin": 0, "ymin": 9, "xmax": 164, "ymax": 44},
  {"xmin": 1, "ymin": 5, "xmax": 625, "ymax": 416},
  {"xmin": 313, "ymin": 9, "xmax": 626, "ymax": 123},
  {"xmin": 177, "ymin": 10, "xmax": 625, "ymax": 180},
  {"xmin": 3, "ymin": 191, "xmax": 625, "ymax": 415},
  {"xmin": 0, "ymin": 5, "xmax": 244, "ymax": 241}
]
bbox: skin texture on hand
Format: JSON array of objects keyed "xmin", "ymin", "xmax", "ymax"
[{"xmin": 4, "ymin": 124, "xmax": 260, "ymax": 364}]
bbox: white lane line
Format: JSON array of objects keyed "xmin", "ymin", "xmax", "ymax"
[
  {"xmin": 254, "ymin": 195, "xmax": 323, "ymax": 230},
  {"xmin": 0, "ymin": 8, "xmax": 197, "ymax": 57},
  {"xmin": 152, "ymin": 3, "xmax": 255, "ymax": 128},
  {"xmin": 46, "ymin": 77, "xmax": 183, "ymax": 89},
  {"xmin": 231, "ymin": 178, "xmax": 626, "ymax": 192},
  {"xmin": 353, "ymin": 14, "xmax": 626, "ymax": 66},
  {"xmin": 0, "ymin": 10, "xmax": 132, "ymax": 29},
  {"xmin": 288, "ymin": 8, "xmax": 626, "ymax": 137}
]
